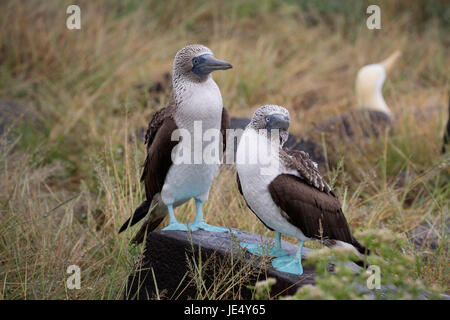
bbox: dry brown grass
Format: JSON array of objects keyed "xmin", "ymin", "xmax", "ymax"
[{"xmin": 0, "ymin": 0, "xmax": 448, "ymax": 299}]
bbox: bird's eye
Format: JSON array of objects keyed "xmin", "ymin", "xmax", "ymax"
[
  {"xmin": 193, "ymin": 58, "xmax": 199, "ymax": 65},
  {"xmin": 265, "ymin": 117, "xmax": 270, "ymax": 122}
]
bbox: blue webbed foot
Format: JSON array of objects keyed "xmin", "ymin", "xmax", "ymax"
[
  {"xmin": 270, "ymin": 246, "xmax": 288, "ymax": 258},
  {"xmin": 271, "ymin": 255, "xmax": 303, "ymax": 275},
  {"xmin": 162, "ymin": 222, "xmax": 189, "ymax": 231},
  {"xmin": 190, "ymin": 199, "xmax": 229, "ymax": 233},
  {"xmin": 240, "ymin": 242, "xmax": 288, "ymax": 257},
  {"xmin": 163, "ymin": 204, "xmax": 188, "ymax": 231},
  {"xmin": 189, "ymin": 221, "xmax": 229, "ymax": 233},
  {"xmin": 240, "ymin": 242, "xmax": 265, "ymax": 256}
]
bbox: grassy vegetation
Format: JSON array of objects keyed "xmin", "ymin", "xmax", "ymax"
[{"xmin": 0, "ymin": 0, "xmax": 448, "ymax": 299}]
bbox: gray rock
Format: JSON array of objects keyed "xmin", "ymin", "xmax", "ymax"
[
  {"xmin": 0, "ymin": 99, "xmax": 40, "ymax": 150},
  {"xmin": 409, "ymin": 219, "xmax": 449, "ymax": 250},
  {"xmin": 124, "ymin": 228, "xmax": 320, "ymax": 300},
  {"xmin": 0, "ymin": 100, "xmax": 30, "ymax": 136},
  {"xmin": 124, "ymin": 228, "xmax": 448, "ymax": 300}
]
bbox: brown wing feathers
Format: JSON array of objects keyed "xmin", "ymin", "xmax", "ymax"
[
  {"xmin": 270, "ymin": 148, "xmax": 366, "ymax": 254},
  {"xmin": 120, "ymin": 106, "xmax": 231, "ymax": 234},
  {"xmin": 269, "ymin": 175, "xmax": 350, "ymax": 240},
  {"xmin": 142, "ymin": 116, "xmax": 178, "ymax": 200},
  {"xmin": 282, "ymin": 149, "xmax": 332, "ymax": 193},
  {"xmin": 269, "ymin": 174, "xmax": 366, "ymax": 253},
  {"xmin": 119, "ymin": 105, "xmax": 177, "ymax": 233},
  {"xmin": 144, "ymin": 104, "xmax": 176, "ymax": 147},
  {"xmin": 221, "ymin": 108, "xmax": 230, "ymax": 155}
]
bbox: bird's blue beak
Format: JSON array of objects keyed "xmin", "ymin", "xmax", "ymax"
[
  {"xmin": 267, "ymin": 113, "xmax": 290, "ymax": 131},
  {"xmin": 192, "ymin": 54, "xmax": 232, "ymax": 77}
]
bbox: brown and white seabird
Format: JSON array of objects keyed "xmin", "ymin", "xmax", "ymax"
[
  {"xmin": 235, "ymin": 105, "xmax": 367, "ymax": 274},
  {"xmin": 119, "ymin": 45, "xmax": 232, "ymax": 242},
  {"xmin": 314, "ymin": 51, "xmax": 401, "ymax": 139},
  {"xmin": 229, "ymin": 52, "xmax": 401, "ymax": 168}
]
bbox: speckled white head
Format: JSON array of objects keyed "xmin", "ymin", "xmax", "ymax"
[
  {"xmin": 172, "ymin": 44, "xmax": 232, "ymax": 83},
  {"xmin": 248, "ymin": 104, "xmax": 290, "ymax": 145},
  {"xmin": 355, "ymin": 51, "xmax": 401, "ymax": 118},
  {"xmin": 173, "ymin": 45, "xmax": 212, "ymax": 78}
]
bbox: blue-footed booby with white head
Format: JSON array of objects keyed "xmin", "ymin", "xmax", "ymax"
[
  {"xmin": 315, "ymin": 51, "xmax": 401, "ymax": 138},
  {"xmin": 119, "ymin": 44, "xmax": 232, "ymax": 241},
  {"xmin": 229, "ymin": 52, "xmax": 401, "ymax": 169},
  {"xmin": 236, "ymin": 105, "xmax": 367, "ymax": 275}
]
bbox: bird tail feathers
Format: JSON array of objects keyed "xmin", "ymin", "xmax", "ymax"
[
  {"xmin": 326, "ymin": 239, "xmax": 370, "ymax": 268},
  {"xmin": 131, "ymin": 213, "xmax": 165, "ymax": 244},
  {"xmin": 118, "ymin": 200, "xmax": 152, "ymax": 233}
]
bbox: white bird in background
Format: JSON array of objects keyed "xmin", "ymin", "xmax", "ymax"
[{"xmin": 315, "ymin": 50, "xmax": 401, "ymax": 138}]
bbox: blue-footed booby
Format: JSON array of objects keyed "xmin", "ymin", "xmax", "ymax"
[
  {"xmin": 119, "ymin": 44, "xmax": 232, "ymax": 241},
  {"xmin": 236, "ymin": 105, "xmax": 367, "ymax": 275},
  {"xmin": 315, "ymin": 51, "xmax": 401, "ymax": 138},
  {"xmin": 229, "ymin": 52, "xmax": 400, "ymax": 168}
]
